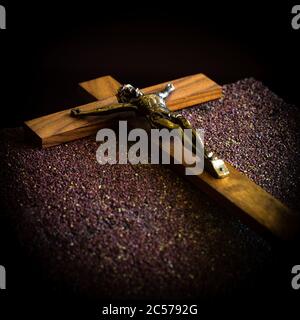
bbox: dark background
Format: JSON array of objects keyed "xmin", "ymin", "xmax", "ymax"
[
  {"xmin": 0, "ymin": 1, "xmax": 299, "ymax": 128},
  {"xmin": 0, "ymin": 1, "xmax": 299, "ymax": 318}
]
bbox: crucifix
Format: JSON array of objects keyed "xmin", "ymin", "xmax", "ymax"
[
  {"xmin": 24, "ymin": 73, "xmax": 299, "ymax": 240},
  {"xmin": 71, "ymin": 82, "xmax": 229, "ymax": 179}
]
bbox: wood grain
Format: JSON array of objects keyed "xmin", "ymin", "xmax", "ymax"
[
  {"xmin": 79, "ymin": 75, "xmax": 121, "ymax": 100},
  {"xmin": 80, "ymin": 73, "xmax": 222, "ymax": 111},
  {"xmin": 24, "ymin": 73, "xmax": 222, "ymax": 147}
]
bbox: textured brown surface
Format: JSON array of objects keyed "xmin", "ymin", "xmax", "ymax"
[
  {"xmin": 82, "ymin": 75, "xmax": 298, "ymax": 240},
  {"xmin": 0, "ymin": 78, "xmax": 299, "ymax": 299}
]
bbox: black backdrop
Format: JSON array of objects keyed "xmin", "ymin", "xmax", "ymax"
[
  {"xmin": 0, "ymin": 2, "xmax": 299, "ymax": 127},
  {"xmin": 0, "ymin": 1, "xmax": 299, "ymax": 318}
]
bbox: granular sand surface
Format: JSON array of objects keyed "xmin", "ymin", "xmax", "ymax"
[{"xmin": 0, "ymin": 78, "xmax": 299, "ymax": 299}]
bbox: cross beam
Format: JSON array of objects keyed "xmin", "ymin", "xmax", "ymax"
[
  {"xmin": 24, "ymin": 74, "xmax": 300, "ymax": 240},
  {"xmin": 25, "ymin": 74, "xmax": 221, "ymax": 148}
]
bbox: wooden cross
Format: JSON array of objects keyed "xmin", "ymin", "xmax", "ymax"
[{"xmin": 24, "ymin": 73, "xmax": 299, "ymax": 240}]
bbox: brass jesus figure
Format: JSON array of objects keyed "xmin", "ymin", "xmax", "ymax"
[{"xmin": 71, "ymin": 83, "xmax": 229, "ymax": 178}]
